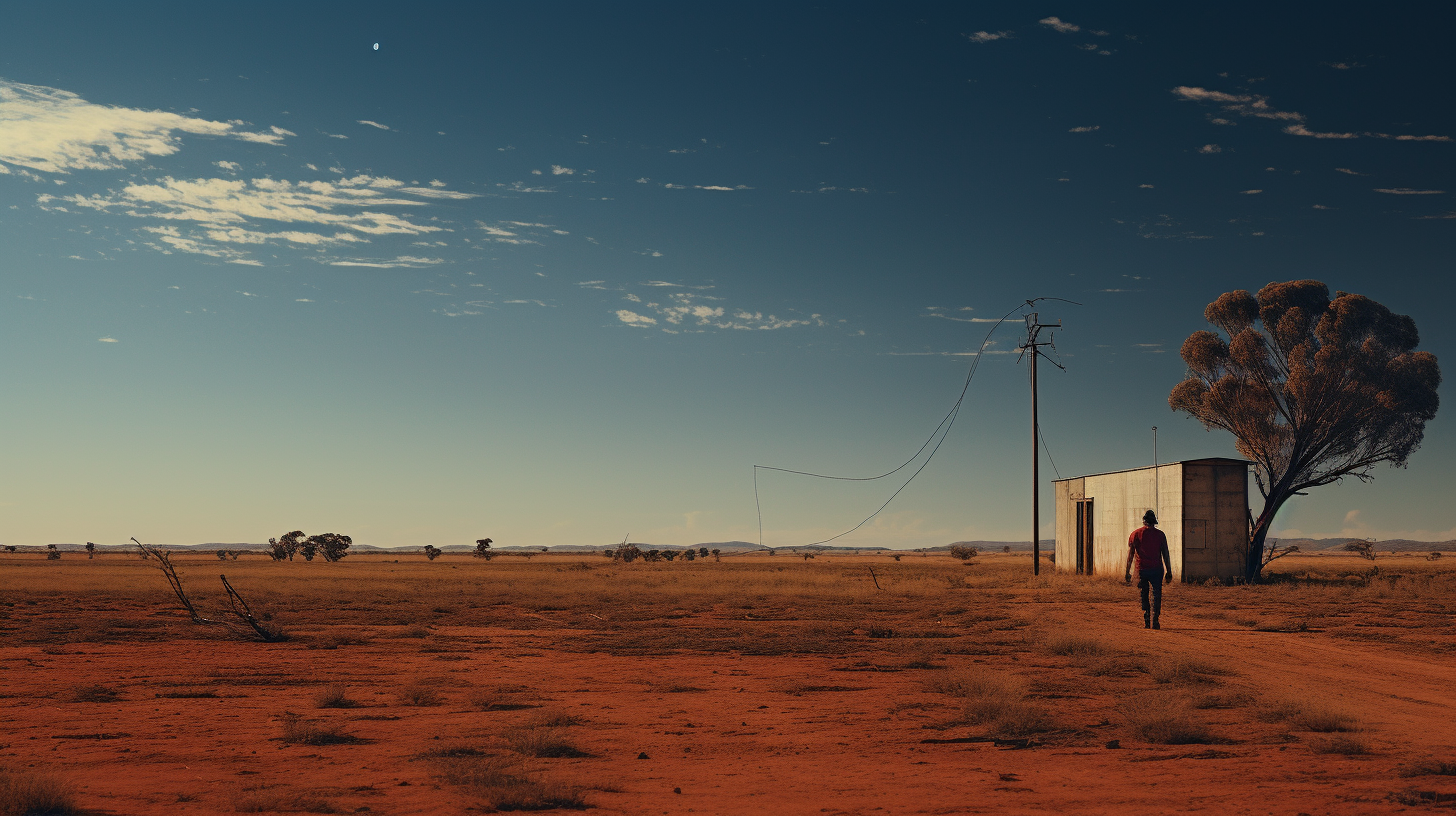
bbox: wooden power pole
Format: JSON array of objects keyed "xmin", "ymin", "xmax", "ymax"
[{"xmin": 1020, "ymin": 312, "xmax": 1062, "ymax": 575}]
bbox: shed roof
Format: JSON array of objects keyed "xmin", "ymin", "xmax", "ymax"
[{"xmin": 1051, "ymin": 457, "xmax": 1251, "ymax": 483}]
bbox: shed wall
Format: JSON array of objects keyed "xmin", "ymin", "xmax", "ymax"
[
  {"xmin": 1178, "ymin": 462, "xmax": 1248, "ymax": 580},
  {"xmin": 1082, "ymin": 464, "xmax": 1183, "ymax": 581}
]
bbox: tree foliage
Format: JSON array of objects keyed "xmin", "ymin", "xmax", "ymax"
[
  {"xmin": 1170, "ymin": 281, "xmax": 1439, "ymax": 579},
  {"xmin": 423, "ymin": 545, "xmax": 442, "ymax": 561}
]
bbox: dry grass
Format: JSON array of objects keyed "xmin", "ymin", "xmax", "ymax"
[
  {"xmin": 432, "ymin": 756, "xmax": 588, "ymax": 811},
  {"xmin": 470, "ymin": 684, "xmax": 540, "ymax": 711},
  {"xmin": 1399, "ymin": 759, "xmax": 1456, "ymax": 777},
  {"xmin": 1042, "ymin": 633, "xmax": 1107, "ymax": 658},
  {"xmin": 925, "ymin": 668, "xmax": 1057, "ymax": 738},
  {"xmin": 233, "ymin": 786, "xmax": 338, "ymax": 813},
  {"xmin": 396, "ymin": 682, "xmax": 444, "ymax": 707},
  {"xmin": 1309, "ymin": 735, "xmax": 1371, "ymax": 755},
  {"xmin": 0, "ymin": 769, "xmax": 76, "ymax": 816},
  {"xmin": 1149, "ymin": 656, "xmax": 1234, "ymax": 686},
  {"xmin": 313, "ymin": 684, "xmax": 359, "ymax": 709},
  {"xmin": 1261, "ymin": 701, "xmax": 1361, "ymax": 732},
  {"xmin": 504, "ymin": 725, "xmax": 592, "ymax": 758},
  {"xmin": 277, "ymin": 712, "xmax": 367, "ymax": 746},
  {"xmin": 1124, "ymin": 696, "xmax": 1217, "ymax": 745}
]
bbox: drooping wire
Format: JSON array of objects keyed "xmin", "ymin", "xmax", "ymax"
[{"xmin": 753, "ymin": 296, "xmax": 1079, "ymax": 548}]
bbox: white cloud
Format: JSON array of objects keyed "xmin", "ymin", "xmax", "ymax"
[
  {"xmin": 428, "ymin": 180, "xmax": 446, "ymax": 187},
  {"xmin": 1240, "ymin": 189, "xmax": 1262, "ymax": 194},
  {"xmin": 97, "ymin": 337, "xmax": 118, "ymax": 343},
  {"xmin": 0, "ymin": 79, "xmax": 287, "ymax": 173},
  {"xmin": 1197, "ymin": 144, "xmax": 1222, "ymax": 154},
  {"xmin": 615, "ymin": 309, "xmax": 657, "ymax": 327},
  {"xmin": 1374, "ymin": 187, "xmax": 1445, "ymax": 195},
  {"xmin": 550, "ymin": 165, "xmax": 574, "ymax": 175},
  {"xmin": 1335, "ymin": 167, "xmax": 1367, "ymax": 175},
  {"xmin": 1138, "ymin": 183, "xmax": 1155, "ymax": 188},
  {"xmin": 357, "ymin": 120, "xmax": 390, "ymax": 130},
  {"xmin": 325, "ymin": 132, "xmax": 348, "ymax": 139},
  {"xmin": 328, "ymin": 255, "xmax": 444, "ymax": 268},
  {"xmin": 1173, "ymin": 86, "xmax": 1450, "ymax": 141},
  {"xmin": 215, "ymin": 160, "xmax": 240, "ymax": 172},
  {"xmin": 1068, "ymin": 125, "xmax": 1099, "ymax": 133},
  {"xmin": 1039, "ymin": 16, "xmax": 1080, "ymax": 33},
  {"xmin": 966, "ymin": 31, "xmax": 1011, "ymax": 43},
  {"xmin": 397, "ymin": 186, "xmax": 478, "ymax": 199},
  {"xmin": 56, "ymin": 175, "xmax": 447, "ymax": 236}
]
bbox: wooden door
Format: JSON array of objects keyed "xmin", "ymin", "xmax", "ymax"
[{"xmin": 1074, "ymin": 499, "xmax": 1094, "ymax": 575}]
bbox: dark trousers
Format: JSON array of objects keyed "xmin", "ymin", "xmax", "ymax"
[{"xmin": 1138, "ymin": 569, "xmax": 1163, "ymax": 618}]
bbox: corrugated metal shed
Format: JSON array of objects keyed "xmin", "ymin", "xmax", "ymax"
[{"xmin": 1053, "ymin": 458, "xmax": 1249, "ymax": 582}]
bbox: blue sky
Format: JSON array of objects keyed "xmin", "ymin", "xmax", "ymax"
[{"xmin": 1, "ymin": 3, "xmax": 1452, "ymax": 548}]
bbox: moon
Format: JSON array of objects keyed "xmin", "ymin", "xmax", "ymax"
[{"xmin": 373, "ymin": 43, "xmax": 379, "ymax": 50}]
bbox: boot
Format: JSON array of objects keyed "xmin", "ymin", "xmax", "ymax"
[
  {"xmin": 1143, "ymin": 612, "xmax": 1151, "ymax": 629},
  {"xmin": 1152, "ymin": 616, "xmax": 1160, "ymax": 630}
]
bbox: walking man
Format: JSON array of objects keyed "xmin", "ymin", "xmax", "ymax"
[{"xmin": 1125, "ymin": 510, "xmax": 1172, "ymax": 629}]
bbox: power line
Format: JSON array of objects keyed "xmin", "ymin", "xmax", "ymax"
[{"xmin": 754, "ymin": 296, "xmax": 1078, "ymax": 548}]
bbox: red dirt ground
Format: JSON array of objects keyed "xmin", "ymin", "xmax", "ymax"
[{"xmin": 5, "ymin": 599, "xmax": 1454, "ymax": 815}]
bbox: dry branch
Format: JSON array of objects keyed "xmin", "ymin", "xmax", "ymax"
[{"xmin": 132, "ymin": 537, "xmax": 220, "ymax": 624}]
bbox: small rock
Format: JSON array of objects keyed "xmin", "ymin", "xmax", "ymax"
[
  {"xmin": 1105, "ymin": 740, "xmax": 1120, "ymax": 749},
  {"xmin": 637, "ymin": 752, "xmax": 650, "ymax": 760},
  {"xmin": 674, "ymin": 788, "xmax": 682, "ymax": 794}
]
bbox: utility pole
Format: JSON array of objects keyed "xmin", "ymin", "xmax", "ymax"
[{"xmin": 1020, "ymin": 311, "xmax": 1062, "ymax": 575}]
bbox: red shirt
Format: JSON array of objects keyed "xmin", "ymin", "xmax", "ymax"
[{"xmin": 1128, "ymin": 525, "xmax": 1167, "ymax": 572}]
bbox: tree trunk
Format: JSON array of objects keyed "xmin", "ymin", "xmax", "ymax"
[{"xmin": 1247, "ymin": 488, "xmax": 1292, "ymax": 581}]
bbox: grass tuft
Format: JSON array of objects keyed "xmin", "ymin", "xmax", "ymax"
[
  {"xmin": 1149, "ymin": 657, "xmax": 1232, "ymax": 686},
  {"xmin": 277, "ymin": 712, "xmax": 367, "ymax": 746},
  {"xmin": 0, "ymin": 769, "xmax": 77, "ymax": 816},
  {"xmin": 1125, "ymin": 697, "xmax": 1216, "ymax": 745},
  {"xmin": 505, "ymin": 725, "xmax": 592, "ymax": 758},
  {"xmin": 1309, "ymin": 735, "xmax": 1371, "ymax": 755},
  {"xmin": 1043, "ymin": 633, "xmax": 1107, "ymax": 657},
  {"xmin": 396, "ymin": 682, "xmax": 443, "ymax": 707},
  {"xmin": 233, "ymin": 786, "xmax": 337, "ymax": 813},
  {"xmin": 314, "ymin": 684, "xmax": 359, "ymax": 709},
  {"xmin": 925, "ymin": 668, "xmax": 1057, "ymax": 738},
  {"xmin": 1399, "ymin": 759, "xmax": 1456, "ymax": 778},
  {"xmin": 433, "ymin": 757, "xmax": 588, "ymax": 811}
]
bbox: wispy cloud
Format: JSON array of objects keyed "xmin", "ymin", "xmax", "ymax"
[
  {"xmin": 663, "ymin": 183, "xmax": 753, "ymax": 191},
  {"xmin": 328, "ymin": 255, "xmax": 444, "ymax": 268},
  {"xmin": 0, "ymin": 80, "xmax": 287, "ymax": 173},
  {"xmin": 613, "ymin": 291, "xmax": 825, "ymax": 332},
  {"xmin": 97, "ymin": 337, "xmax": 119, "ymax": 343},
  {"xmin": 1240, "ymin": 189, "xmax": 1263, "ymax": 194},
  {"xmin": 1335, "ymin": 167, "xmax": 1367, "ymax": 176},
  {"xmin": 1038, "ymin": 16, "xmax": 1080, "ymax": 33},
  {"xmin": 1068, "ymin": 125, "xmax": 1100, "ymax": 133},
  {"xmin": 1374, "ymin": 187, "xmax": 1445, "ymax": 195},
  {"xmin": 966, "ymin": 30, "xmax": 1012, "ymax": 43},
  {"xmin": 357, "ymin": 120, "xmax": 390, "ymax": 130},
  {"xmin": 1197, "ymin": 144, "xmax": 1222, "ymax": 154},
  {"xmin": 1173, "ymin": 86, "xmax": 1450, "ymax": 141},
  {"xmin": 550, "ymin": 165, "xmax": 574, "ymax": 175}
]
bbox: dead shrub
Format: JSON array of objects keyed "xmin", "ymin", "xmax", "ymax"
[
  {"xmin": 1125, "ymin": 698, "xmax": 1216, "ymax": 745},
  {"xmin": 397, "ymin": 682, "xmax": 443, "ymax": 707},
  {"xmin": 1310, "ymin": 735, "xmax": 1371, "ymax": 755},
  {"xmin": 314, "ymin": 684, "xmax": 359, "ymax": 709},
  {"xmin": 69, "ymin": 684, "xmax": 121, "ymax": 703},
  {"xmin": 0, "ymin": 769, "xmax": 76, "ymax": 816},
  {"xmin": 432, "ymin": 757, "xmax": 588, "ymax": 811},
  {"xmin": 233, "ymin": 786, "xmax": 337, "ymax": 813},
  {"xmin": 277, "ymin": 712, "xmax": 366, "ymax": 746}
]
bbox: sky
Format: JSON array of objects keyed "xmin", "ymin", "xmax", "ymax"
[{"xmin": 1, "ymin": 2, "xmax": 1452, "ymax": 549}]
